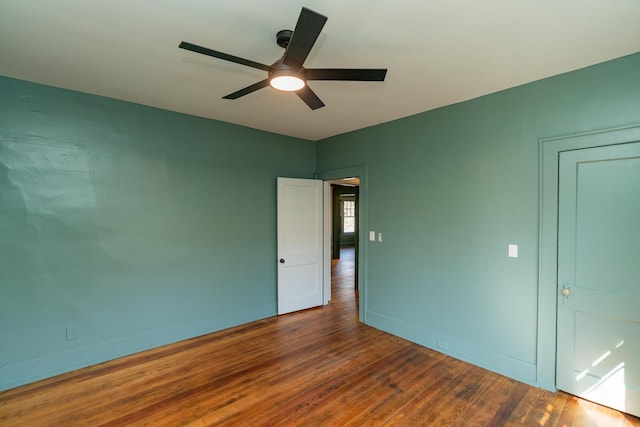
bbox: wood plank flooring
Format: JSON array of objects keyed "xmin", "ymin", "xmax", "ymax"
[{"xmin": 1, "ymin": 247, "xmax": 638, "ymax": 426}]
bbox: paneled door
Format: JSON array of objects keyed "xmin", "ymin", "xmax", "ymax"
[
  {"xmin": 277, "ymin": 177, "xmax": 323, "ymax": 315},
  {"xmin": 556, "ymin": 142, "xmax": 640, "ymax": 417}
]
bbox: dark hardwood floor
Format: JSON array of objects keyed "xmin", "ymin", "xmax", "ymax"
[{"xmin": 1, "ymin": 247, "xmax": 638, "ymax": 426}]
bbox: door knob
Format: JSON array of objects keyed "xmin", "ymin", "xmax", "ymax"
[
  {"xmin": 279, "ymin": 258, "xmax": 285, "ymax": 264},
  {"xmin": 561, "ymin": 284, "xmax": 571, "ymax": 297}
]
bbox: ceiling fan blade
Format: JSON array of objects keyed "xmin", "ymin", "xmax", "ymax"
[
  {"xmin": 223, "ymin": 79, "xmax": 270, "ymax": 99},
  {"xmin": 306, "ymin": 68, "xmax": 388, "ymax": 81},
  {"xmin": 282, "ymin": 7, "xmax": 327, "ymax": 68},
  {"xmin": 179, "ymin": 41, "xmax": 270, "ymax": 72},
  {"xmin": 296, "ymin": 86, "xmax": 325, "ymax": 110}
]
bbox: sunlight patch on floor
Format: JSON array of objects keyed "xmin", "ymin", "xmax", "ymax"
[{"xmin": 584, "ymin": 363, "xmax": 626, "ymax": 413}]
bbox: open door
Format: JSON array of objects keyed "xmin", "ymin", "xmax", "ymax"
[
  {"xmin": 277, "ymin": 177, "xmax": 323, "ymax": 315},
  {"xmin": 556, "ymin": 142, "xmax": 640, "ymax": 416}
]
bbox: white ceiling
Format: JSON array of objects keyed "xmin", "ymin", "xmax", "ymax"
[{"xmin": 2, "ymin": 1, "xmax": 639, "ymax": 141}]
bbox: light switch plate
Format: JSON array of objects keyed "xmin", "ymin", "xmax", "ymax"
[
  {"xmin": 508, "ymin": 244, "xmax": 518, "ymax": 258},
  {"xmin": 377, "ymin": 232, "xmax": 382, "ymax": 242},
  {"xmin": 369, "ymin": 231, "xmax": 376, "ymax": 241}
]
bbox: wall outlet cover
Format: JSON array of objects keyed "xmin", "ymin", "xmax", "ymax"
[
  {"xmin": 66, "ymin": 326, "xmax": 78, "ymax": 341},
  {"xmin": 437, "ymin": 339, "xmax": 450, "ymax": 351}
]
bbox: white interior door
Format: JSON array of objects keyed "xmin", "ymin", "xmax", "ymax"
[
  {"xmin": 556, "ymin": 142, "xmax": 640, "ymax": 417},
  {"xmin": 277, "ymin": 177, "xmax": 323, "ymax": 315}
]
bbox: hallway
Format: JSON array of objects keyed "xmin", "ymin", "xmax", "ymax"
[{"xmin": 331, "ymin": 246, "xmax": 356, "ymax": 304}]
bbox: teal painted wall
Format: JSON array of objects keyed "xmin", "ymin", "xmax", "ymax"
[
  {"xmin": 316, "ymin": 52, "xmax": 640, "ymax": 385},
  {"xmin": 0, "ymin": 77, "xmax": 316, "ymax": 390},
  {"xmin": 2, "ymin": 52, "xmax": 638, "ymax": 392}
]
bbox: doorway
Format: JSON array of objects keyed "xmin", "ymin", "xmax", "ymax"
[
  {"xmin": 317, "ymin": 166, "xmax": 367, "ymax": 322},
  {"xmin": 555, "ymin": 142, "xmax": 640, "ymax": 416},
  {"xmin": 538, "ymin": 124, "xmax": 640, "ymax": 417},
  {"xmin": 331, "ymin": 183, "xmax": 359, "ymax": 292}
]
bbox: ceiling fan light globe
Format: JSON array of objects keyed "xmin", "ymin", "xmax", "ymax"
[{"xmin": 270, "ymin": 75, "xmax": 305, "ymax": 91}]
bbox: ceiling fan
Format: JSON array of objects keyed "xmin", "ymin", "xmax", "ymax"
[{"xmin": 179, "ymin": 7, "xmax": 387, "ymax": 110}]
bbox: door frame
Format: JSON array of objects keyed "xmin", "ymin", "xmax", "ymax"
[
  {"xmin": 537, "ymin": 124, "xmax": 640, "ymax": 391},
  {"xmin": 317, "ymin": 166, "xmax": 368, "ymax": 323}
]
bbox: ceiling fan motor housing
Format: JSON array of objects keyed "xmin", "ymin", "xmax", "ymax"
[{"xmin": 269, "ymin": 58, "xmax": 306, "ymax": 81}]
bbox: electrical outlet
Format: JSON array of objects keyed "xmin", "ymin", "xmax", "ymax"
[
  {"xmin": 437, "ymin": 339, "xmax": 450, "ymax": 351},
  {"xmin": 66, "ymin": 326, "xmax": 78, "ymax": 341}
]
